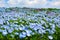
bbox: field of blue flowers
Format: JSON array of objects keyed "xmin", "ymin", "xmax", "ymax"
[{"xmin": 0, "ymin": 8, "xmax": 60, "ymax": 40}]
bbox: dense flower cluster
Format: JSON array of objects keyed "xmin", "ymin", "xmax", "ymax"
[{"xmin": 0, "ymin": 10, "xmax": 60, "ymax": 40}]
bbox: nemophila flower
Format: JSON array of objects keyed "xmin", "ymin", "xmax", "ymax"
[
  {"xmin": 19, "ymin": 26, "xmax": 25, "ymax": 30},
  {"xmin": 38, "ymin": 28, "xmax": 46, "ymax": 34},
  {"xmin": 0, "ymin": 29, "xmax": 3, "ymax": 32},
  {"xmin": 41, "ymin": 20, "xmax": 45, "ymax": 24},
  {"xmin": 45, "ymin": 17, "xmax": 52, "ymax": 22},
  {"xmin": 51, "ymin": 24, "xmax": 55, "ymax": 30},
  {"xmin": 19, "ymin": 32, "xmax": 26, "ymax": 38},
  {"xmin": 33, "ymin": 26, "xmax": 39, "ymax": 31},
  {"xmin": 13, "ymin": 24, "xmax": 18, "ymax": 28},
  {"xmin": 54, "ymin": 18, "xmax": 59, "ymax": 22},
  {"xmin": 8, "ymin": 28, "xmax": 14, "ymax": 33},
  {"xmin": 46, "ymin": 29, "xmax": 54, "ymax": 34},
  {"xmin": 0, "ymin": 19, "xmax": 4, "ymax": 24},
  {"xmin": 48, "ymin": 36, "xmax": 53, "ymax": 40},
  {"xmin": 49, "ymin": 30, "xmax": 55, "ymax": 34},
  {"xmin": 26, "ymin": 33, "xmax": 31, "ymax": 36},
  {"xmin": 3, "ymin": 25, "xmax": 9, "ymax": 29},
  {"xmin": 22, "ymin": 32, "xmax": 26, "ymax": 35},
  {"xmin": 2, "ymin": 30, "xmax": 8, "ymax": 36},
  {"xmin": 41, "ymin": 30, "xmax": 46, "ymax": 34},
  {"xmin": 14, "ymin": 27, "xmax": 19, "ymax": 30},
  {"xmin": 15, "ymin": 32, "xmax": 19, "ymax": 35},
  {"xmin": 38, "ymin": 30, "xmax": 42, "ymax": 34},
  {"xmin": 6, "ymin": 21, "xmax": 10, "ymax": 25},
  {"xmin": 29, "ymin": 23, "xmax": 36, "ymax": 28},
  {"xmin": 25, "ymin": 30, "xmax": 32, "ymax": 36},
  {"xmin": 33, "ymin": 24, "xmax": 43, "ymax": 31}
]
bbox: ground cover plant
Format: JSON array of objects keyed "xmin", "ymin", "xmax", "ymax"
[{"xmin": 0, "ymin": 8, "xmax": 60, "ymax": 40}]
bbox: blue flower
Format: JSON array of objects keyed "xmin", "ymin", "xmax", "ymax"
[
  {"xmin": 15, "ymin": 32, "xmax": 19, "ymax": 35},
  {"xmin": 48, "ymin": 36, "xmax": 53, "ymax": 40},
  {"xmin": 8, "ymin": 28, "xmax": 14, "ymax": 33},
  {"xmin": 25, "ymin": 30, "xmax": 32, "ymax": 36},
  {"xmin": 0, "ymin": 19, "xmax": 4, "ymax": 24},
  {"xmin": 2, "ymin": 30, "xmax": 8, "ymax": 36},
  {"xmin": 19, "ymin": 32, "xmax": 26, "ymax": 38}
]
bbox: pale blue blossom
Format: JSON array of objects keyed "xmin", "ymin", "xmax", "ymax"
[
  {"xmin": 2, "ymin": 30, "xmax": 8, "ymax": 36},
  {"xmin": 8, "ymin": 28, "xmax": 14, "ymax": 33},
  {"xmin": 19, "ymin": 32, "xmax": 26, "ymax": 38},
  {"xmin": 48, "ymin": 36, "xmax": 53, "ymax": 40},
  {"xmin": 0, "ymin": 19, "xmax": 4, "ymax": 24},
  {"xmin": 15, "ymin": 32, "xmax": 19, "ymax": 35},
  {"xmin": 25, "ymin": 30, "xmax": 32, "ymax": 36}
]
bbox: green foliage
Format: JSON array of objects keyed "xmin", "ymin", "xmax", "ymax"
[
  {"xmin": 53, "ymin": 25, "xmax": 60, "ymax": 40},
  {"xmin": 32, "ymin": 10, "xmax": 39, "ymax": 13},
  {"xmin": 8, "ymin": 18, "xmax": 29, "ymax": 26}
]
